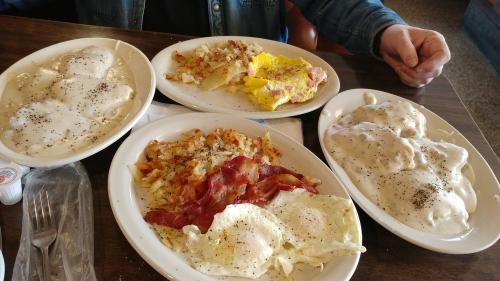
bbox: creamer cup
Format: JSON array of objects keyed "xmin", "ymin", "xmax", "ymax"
[{"xmin": 0, "ymin": 163, "xmax": 23, "ymax": 205}]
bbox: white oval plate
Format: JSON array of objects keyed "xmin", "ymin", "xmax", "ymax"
[
  {"xmin": 0, "ymin": 38, "xmax": 156, "ymax": 167},
  {"xmin": 151, "ymin": 36, "xmax": 340, "ymax": 119},
  {"xmin": 0, "ymin": 250, "xmax": 4, "ymax": 281},
  {"xmin": 318, "ymin": 88, "xmax": 500, "ymax": 254},
  {"xmin": 109, "ymin": 113, "xmax": 362, "ymax": 281}
]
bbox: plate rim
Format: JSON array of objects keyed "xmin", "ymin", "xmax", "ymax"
[
  {"xmin": 318, "ymin": 88, "xmax": 500, "ymax": 254},
  {"xmin": 0, "ymin": 250, "xmax": 4, "ymax": 281},
  {"xmin": 151, "ymin": 36, "xmax": 340, "ymax": 119},
  {"xmin": 0, "ymin": 37, "xmax": 156, "ymax": 167},
  {"xmin": 108, "ymin": 112, "xmax": 362, "ymax": 281}
]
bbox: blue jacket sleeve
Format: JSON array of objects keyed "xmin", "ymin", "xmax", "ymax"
[{"xmin": 292, "ymin": 0, "xmax": 406, "ymax": 58}]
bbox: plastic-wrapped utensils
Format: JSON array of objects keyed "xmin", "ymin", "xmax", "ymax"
[{"xmin": 11, "ymin": 163, "xmax": 96, "ymax": 281}]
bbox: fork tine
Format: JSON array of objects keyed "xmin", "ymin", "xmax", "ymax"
[
  {"xmin": 33, "ymin": 196, "xmax": 40, "ymax": 230},
  {"xmin": 45, "ymin": 191, "xmax": 53, "ymax": 224},
  {"xmin": 30, "ymin": 191, "xmax": 57, "ymax": 281},
  {"xmin": 39, "ymin": 192, "xmax": 47, "ymax": 229}
]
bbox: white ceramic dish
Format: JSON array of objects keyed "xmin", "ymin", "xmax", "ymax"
[
  {"xmin": 318, "ymin": 88, "xmax": 500, "ymax": 254},
  {"xmin": 0, "ymin": 249, "xmax": 4, "ymax": 281},
  {"xmin": 109, "ymin": 113, "xmax": 362, "ymax": 281},
  {"xmin": 0, "ymin": 38, "xmax": 156, "ymax": 167},
  {"xmin": 151, "ymin": 36, "xmax": 340, "ymax": 119}
]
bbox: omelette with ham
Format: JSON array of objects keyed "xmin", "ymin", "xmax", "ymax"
[
  {"xmin": 245, "ymin": 52, "xmax": 327, "ymax": 111},
  {"xmin": 132, "ymin": 128, "xmax": 364, "ymax": 279}
]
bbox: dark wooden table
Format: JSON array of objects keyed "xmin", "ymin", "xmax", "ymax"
[{"xmin": 0, "ymin": 15, "xmax": 498, "ymax": 281}]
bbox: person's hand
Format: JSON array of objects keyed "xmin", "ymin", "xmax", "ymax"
[{"xmin": 379, "ymin": 24, "xmax": 451, "ymax": 88}]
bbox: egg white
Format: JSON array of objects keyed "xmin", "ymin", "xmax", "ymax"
[
  {"xmin": 266, "ymin": 189, "xmax": 365, "ymax": 273},
  {"xmin": 182, "ymin": 190, "xmax": 365, "ymax": 278},
  {"xmin": 183, "ymin": 203, "xmax": 287, "ymax": 279}
]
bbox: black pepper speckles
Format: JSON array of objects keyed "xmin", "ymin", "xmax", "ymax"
[
  {"xmin": 326, "ymin": 100, "xmax": 474, "ymax": 233},
  {"xmin": 2, "ymin": 46, "xmax": 135, "ymax": 156},
  {"xmin": 412, "ymin": 188, "xmax": 434, "ymax": 210}
]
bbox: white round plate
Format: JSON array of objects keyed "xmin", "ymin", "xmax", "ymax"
[
  {"xmin": 0, "ymin": 38, "xmax": 156, "ymax": 167},
  {"xmin": 151, "ymin": 36, "xmax": 340, "ymax": 119},
  {"xmin": 0, "ymin": 250, "xmax": 4, "ymax": 281},
  {"xmin": 318, "ymin": 88, "xmax": 500, "ymax": 254},
  {"xmin": 109, "ymin": 113, "xmax": 362, "ymax": 281}
]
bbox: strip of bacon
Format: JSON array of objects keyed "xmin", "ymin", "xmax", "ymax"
[
  {"xmin": 144, "ymin": 156, "xmax": 319, "ymax": 233},
  {"xmin": 237, "ymin": 174, "xmax": 318, "ymax": 205}
]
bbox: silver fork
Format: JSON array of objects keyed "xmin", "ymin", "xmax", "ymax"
[{"xmin": 29, "ymin": 191, "xmax": 57, "ymax": 281}]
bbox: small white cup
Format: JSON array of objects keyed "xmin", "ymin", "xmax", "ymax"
[{"xmin": 0, "ymin": 164, "xmax": 23, "ymax": 205}]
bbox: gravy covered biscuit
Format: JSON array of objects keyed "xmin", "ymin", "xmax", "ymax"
[
  {"xmin": 0, "ymin": 46, "xmax": 136, "ymax": 156},
  {"xmin": 324, "ymin": 98, "xmax": 477, "ymax": 235}
]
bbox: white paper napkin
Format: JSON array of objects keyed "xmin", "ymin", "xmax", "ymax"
[{"xmin": 132, "ymin": 101, "xmax": 303, "ymax": 144}]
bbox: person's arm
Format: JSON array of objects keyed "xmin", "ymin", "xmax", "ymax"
[
  {"xmin": 292, "ymin": 0, "xmax": 451, "ymax": 88},
  {"xmin": 292, "ymin": 0, "xmax": 405, "ymax": 58}
]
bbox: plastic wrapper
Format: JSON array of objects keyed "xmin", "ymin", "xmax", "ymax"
[{"xmin": 12, "ymin": 163, "xmax": 96, "ymax": 281}]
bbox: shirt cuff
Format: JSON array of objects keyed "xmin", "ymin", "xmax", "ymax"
[{"xmin": 366, "ymin": 10, "xmax": 406, "ymax": 60}]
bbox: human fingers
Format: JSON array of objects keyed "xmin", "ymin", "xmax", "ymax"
[
  {"xmin": 395, "ymin": 65, "xmax": 429, "ymax": 88},
  {"xmin": 382, "ymin": 53, "xmax": 405, "ymax": 72},
  {"xmin": 385, "ymin": 54, "xmax": 432, "ymax": 87},
  {"xmin": 380, "ymin": 24, "xmax": 420, "ymax": 68},
  {"xmin": 415, "ymin": 33, "xmax": 451, "ymax": 73},
  {"xmin": 416, "ymin": 49, "xmax": 450, "ymax": 74},
  {"xmin": 394, "ymin": 62, "xmax": 424, "ymax": 88},
  {"xmin": 399, "ymin": 62, "xmax": 443, "ymax": 81},
  {"xmin": 385, "ymin": 53, "xmax": 442, "ymax": 82},
  {"xmin": 393, "ymin": 29, "xmax": 419, "ymax": 68}
]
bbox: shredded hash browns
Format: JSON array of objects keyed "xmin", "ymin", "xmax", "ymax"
[
  {"xmin": 165, "ymin": 40, "xmax": 263, "ymax": 88},
  {"xmin": 133, "ymin": 128, "xmax": 280, "ymax": 210}
]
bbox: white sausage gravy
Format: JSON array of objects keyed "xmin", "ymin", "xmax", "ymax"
[
  {"xmin": 0, "ymin": 46, "xmax": 135, "ymax": 157},
  {"xmin": 324, "ymin": 94, "xmax": 476, "ymax": 235}
]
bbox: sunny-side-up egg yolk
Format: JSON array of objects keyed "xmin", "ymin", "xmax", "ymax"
[
  {"xmin": 266, "ymin": 189, "xmax": 366, "ymax": 274},
  {"xmin": 244, "ymin": 52, "xmax": 327, "ymax": 111},
  {"xmin": 182, "ymin": 203, "xmax": 287, "ymax": 279}
]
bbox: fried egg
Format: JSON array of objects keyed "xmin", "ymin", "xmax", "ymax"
[
  {"xmin": 182, "ymin": 203, "xmax": 286, "ymax": 279},
  {"xmin": 266, "ymin": 189, "xmax": 365, "ymax": 273},
  {"xmin": 244, "ymin": 52, "xmax": 327, "ymax": 111}
]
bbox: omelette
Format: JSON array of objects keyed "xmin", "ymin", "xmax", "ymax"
[{"xmin": 244, "ymin": 52, "xmax": 328, "ymax": 111}]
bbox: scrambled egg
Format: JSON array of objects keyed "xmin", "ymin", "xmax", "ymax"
[{"xmin": 244, "ymin": 52, "xmax": 327, "ymax": 111}]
